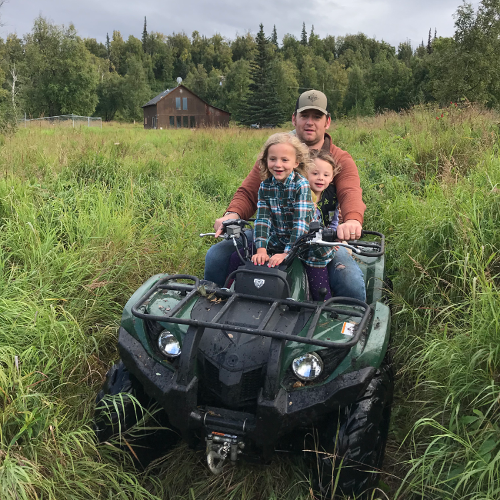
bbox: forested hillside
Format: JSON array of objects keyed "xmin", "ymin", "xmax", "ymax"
[{"xmin": 2, "ymin": 0, "xmax": 500, "ymax": 125}]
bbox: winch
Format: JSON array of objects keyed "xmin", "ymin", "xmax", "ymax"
[{"xmin": 206, "ymin": 432, "xmax": 245, "ymax": 475}]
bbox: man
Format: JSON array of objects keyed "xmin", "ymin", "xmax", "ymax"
[{"xmin": 204, "ymin": 90, "xmax": 366, "ymax": 301}]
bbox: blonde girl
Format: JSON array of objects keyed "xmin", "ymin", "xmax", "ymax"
[{"xmin": 250, "ymin": 133, "xmax": 335, "ymax": 301}]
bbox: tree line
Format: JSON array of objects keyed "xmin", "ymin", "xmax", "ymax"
[{"xmin": 1, "ymin": 0, "xmax": 500, "ymax": 127}]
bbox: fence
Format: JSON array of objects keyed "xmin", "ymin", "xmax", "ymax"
[{"xmin": 18, "ymin": 114, "xmax": 102, "ymax": 129}]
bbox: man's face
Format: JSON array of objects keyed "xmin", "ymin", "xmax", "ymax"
[{"xmin": 292, "ymin": 109, "xmax": 331, "ymax": 147}]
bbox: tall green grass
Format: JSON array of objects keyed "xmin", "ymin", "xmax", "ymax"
[
  {"xmin": 342, "ymin": 105, "xmax": 500, "ymax": 499},
  {"xmin": 0, "ymin": 107, "xmax": 498, "ymax": 499}
]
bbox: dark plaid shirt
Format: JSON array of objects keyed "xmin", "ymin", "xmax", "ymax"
[{"xmin": 254, "ymin": 171, "xmax": 334, "ymax": 267}]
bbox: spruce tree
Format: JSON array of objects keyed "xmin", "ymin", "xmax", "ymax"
[
  {"xmin": 301, "ymin": 22, "xmax": 308, "ymax": 46},
  {"xmin": 240, "ymin": 24, "xmax": 283, "ymax": 127},
  {"xmin": 309, "ymin": 25, "xmax": 322, "ymax": 55},
  {"xmin": 142, "ymin": 17, "xmax": 148, "ymax": 53},
  {"xmin": 427, "ymin": 28, "xmax": 432, "ymax": 54},
  {"xmin": 106, "ymin": 33, "xmax": 110, "ymax": 59},
  {"xmin": 271, "ymin": 25, "xmax": 278, "ymax": 47}
]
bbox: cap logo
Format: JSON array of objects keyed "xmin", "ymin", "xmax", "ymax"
[{"xmin": 308, "ymin": 93, "xmax": 319, "ymax": 103}]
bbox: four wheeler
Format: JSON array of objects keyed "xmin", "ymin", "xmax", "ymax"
[{"xmin": 94, "ymin": 219, "xmax": 393, "ymax": 498}]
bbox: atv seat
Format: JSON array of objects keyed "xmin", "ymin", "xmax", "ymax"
[{"xmin": 231, "ymin": 262, "xmax": 290, "ymax": 299}]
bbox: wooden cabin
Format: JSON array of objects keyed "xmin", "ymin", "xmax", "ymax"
[{"xmin": 142, "ymin": 85, "xmax": 231, "ymax": 129}]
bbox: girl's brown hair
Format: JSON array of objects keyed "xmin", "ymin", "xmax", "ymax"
[
  {"xmin": 308, "ymin": 149, "xmax": 341, "ymax": 178},
  {"xmin": 258, "ymin": 133, "xmax": 314, "ymax": 181}
]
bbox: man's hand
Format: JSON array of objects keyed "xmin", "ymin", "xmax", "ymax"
[
  {"xmin": 252, "ymin": 248, "xmax": 269, "ymax": 266},
  {"xmin": 337, "ymin": 219, "xmax": 362, "ymax": 241},
  {"xmin": 214, "ymin": 213, "xmax": 239, "ymax": 238},
  {"xmin": 268, "ymin": 253, "xmax": 287, "ymax": 268}
]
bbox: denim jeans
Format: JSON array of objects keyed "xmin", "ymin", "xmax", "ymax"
[
  {"xmin": 327, "ymin": 246, "xmax": 366, "ymax": 302},
  {"xmin": 204, "ymin": 230, "xmax": 254, "ymax": 286},
  {"xmin": 204, "ymin": 233, "xmax": 366, "ymax": 302}
]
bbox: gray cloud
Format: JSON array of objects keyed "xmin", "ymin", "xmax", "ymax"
[{"xmin": 2, "ymin": 0, "xmax": 480, "ymax": 49}]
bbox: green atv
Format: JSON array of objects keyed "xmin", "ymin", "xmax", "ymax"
[{"xmin": 94, "ymin": 220, "xmax": 393, "ymax": 498}]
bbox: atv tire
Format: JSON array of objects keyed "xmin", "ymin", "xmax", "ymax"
[
  {"xmin": 314, "ymin": 362, "xmax": 394, "ymax": 499},
  {"xmin": 94, "ymin": 360, "xmax": 179, "ymax": 465}
]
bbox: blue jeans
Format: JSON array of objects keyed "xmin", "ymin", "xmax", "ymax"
[
  {"xmin": 204, "ymin": 234, "xmax": 366, "ymax": 302},
  {"xmin": 328, "ymin": 247, "xmax": 366, "ymax": 302},
  {"xmin": 204, "ymin": 230, "xmax": 254, "ymax": 286}
]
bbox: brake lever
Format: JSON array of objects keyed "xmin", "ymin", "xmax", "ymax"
[{"xmin": 309, "ymin": 239, "xmax": 362, "ymax": 254}]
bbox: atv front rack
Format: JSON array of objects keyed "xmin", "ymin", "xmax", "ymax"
[{"xmin": 131, "ymin": 275, "xmax": 371, "ymax": 349}]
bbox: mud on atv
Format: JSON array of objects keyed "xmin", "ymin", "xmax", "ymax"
[{"xmin": 94, "ymin": 220, "xmax": 393, "ymax": 498}]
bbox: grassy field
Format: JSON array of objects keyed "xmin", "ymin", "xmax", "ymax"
[{"xmin": 0, "ymin": 105, "xmax": 499, "ymax": 499}]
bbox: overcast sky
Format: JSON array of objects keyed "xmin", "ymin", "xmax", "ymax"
[{"xmin": 2, "ymin": 0, "xmax": 480, "ymax": 49}]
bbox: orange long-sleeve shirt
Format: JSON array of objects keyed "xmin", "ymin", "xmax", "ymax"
[{"xmin": 226, "ymin": 133, "xmax": 366, "ymax": 224}]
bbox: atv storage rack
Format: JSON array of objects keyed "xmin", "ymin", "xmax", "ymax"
[{"xmin": 131, "ymin": 275, "xmax": 372, "ymax": 349}]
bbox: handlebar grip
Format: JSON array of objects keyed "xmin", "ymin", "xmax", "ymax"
[
  {"xmin": 322, "ymin": 228, "xmax": 337, "ymax": 242},
  {"xmin": 222, "ymin": 218, "xmax": 248, "ymax": 227},
  {"xmin": 323, "ymin": 229, "xmax": 369, "ymax": 242},
  {"xmin": 222, "ymin": 218, "xmax": 239, "ymax": 227}
]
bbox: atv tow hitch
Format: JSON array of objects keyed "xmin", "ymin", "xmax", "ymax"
[{"xmin": 206, "ymin": 432, "xmax": 244, "ymax": 474}]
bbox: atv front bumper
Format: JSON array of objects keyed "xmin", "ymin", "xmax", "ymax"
[{"xmin": 119, "ymin": 327, "xmax": 375, "ymax": 453}]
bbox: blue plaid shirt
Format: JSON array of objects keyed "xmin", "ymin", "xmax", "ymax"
[{"xmin": 254, "ymin": 171, "xmax": 334, "ymax": 267}]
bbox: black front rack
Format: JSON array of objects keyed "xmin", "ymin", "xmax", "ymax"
[{"xmin": 131, "ymin": 275, "xmax": 372, "ymax": 349}]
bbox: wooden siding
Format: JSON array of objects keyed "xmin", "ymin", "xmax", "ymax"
[
  {"xmin": 143, "ymin": 86, "xmax": 230, "ymax": 129},
  {"xmin": 143, "ymin": 106, "xmax": 157, "ymax": 130}
]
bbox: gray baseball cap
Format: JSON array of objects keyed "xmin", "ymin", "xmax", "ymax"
[{"xmin": 295, "ymin": 90, "xmax": 328, "ymax": 115}]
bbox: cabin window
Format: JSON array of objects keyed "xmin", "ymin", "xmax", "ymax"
[
  {"xmin": 176, "ymin": 116, "xmax": 181, "ymax": 128},
  {"xmin": 170, "ymin": 116, "xmax": 174, "ymax": 127},
  {"xmin": 144, "ymin": 117, "xmax": 147, "ymax": 124},
  {"xmin": 183, "ymin": 97, "xmax": 188, "ymax": 110},
  {"xmin": 176, "ymin": 97, "xmax": 181, "ymax": 110},
  {"xmin": 190, "ymin": 116, "xmax": 195, "ymax": 127},
  {"xmin": 183, "ymin": 116, "xmax": 188, "ymax": 128}
]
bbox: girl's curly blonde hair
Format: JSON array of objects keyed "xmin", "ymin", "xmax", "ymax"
[{"xmin": 258, "ymin": 133, "xmax": 314, "ymax": 181}]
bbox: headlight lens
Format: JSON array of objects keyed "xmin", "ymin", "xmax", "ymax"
[
  {"xmin": 292, "ymin": 352, "xmax": 323, "ymax": 381},
  {"xmin": 157, "ymin": 330, "xmax": 181, "ymax": 358}
]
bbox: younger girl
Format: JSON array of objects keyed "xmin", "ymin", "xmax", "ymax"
[
  {"xmin": 307, "ymin": 149, "xmax": 341, "ymax": 230},
  {"xmin": 250, "ymin": 133, "xmax": 335, "ymax": 301}
]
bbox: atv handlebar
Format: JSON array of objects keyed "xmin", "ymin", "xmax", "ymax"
[
  {"xmin": 283, "ymin": 228, "xmax": 384, "ymax": 266},
  {"xmin": 201, "ymin": 220, "xmax": 385, "ymax": 268},
  {"xmin": 200, "ymin": 219, "xmax": 252, "ymax": 239},
  {"xmin": 299, "ymin": 228, "xmax": 385, "ymax": 257}
]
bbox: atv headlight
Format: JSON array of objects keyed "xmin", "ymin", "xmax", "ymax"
[
  {"xmin": 292, "ymin": 352, "xmax": 323, "ymax": 381},
  {"xmin": 158, "ymin": 330, "xmax": 181, "ymax": 358}
]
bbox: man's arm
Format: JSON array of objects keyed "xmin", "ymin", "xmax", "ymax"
[
  {"xmin": 227, "ymin": 160, "xmax": 261, "ymax": 220},
  {"xmin": 213, "ymin": 160, "xmax": 261, "ymax": 235},
  {"xmin": 330, "ymin": 146, "xmax": 365, "ymax": 224},
  {"xmin": 330, "ymin": 144, "xmax": 365, "ymax": 240}
]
